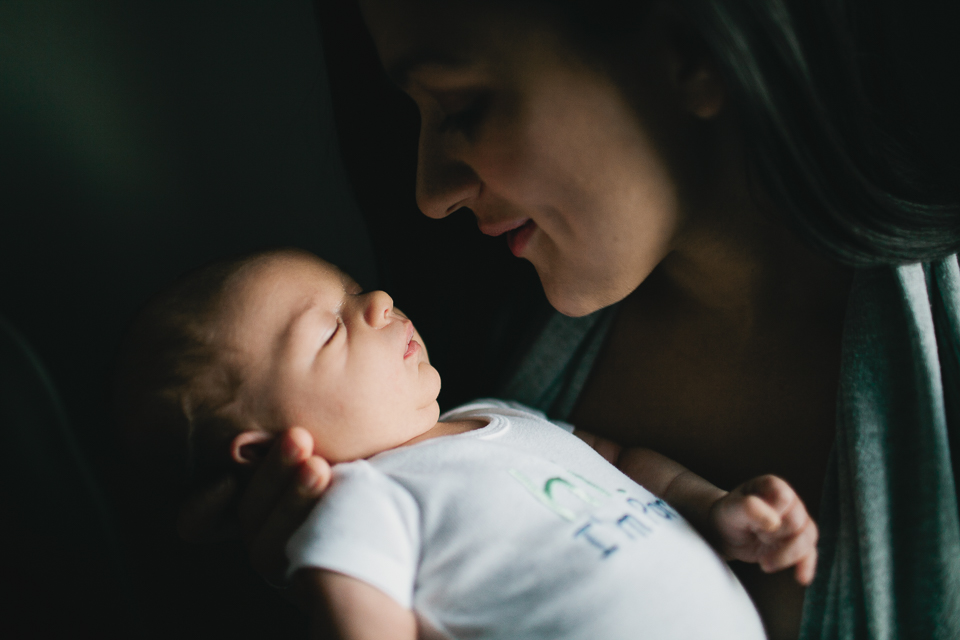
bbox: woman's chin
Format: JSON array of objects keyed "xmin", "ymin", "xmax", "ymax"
[
  {"xmin": 541, "ymin": 280, "xmax": 606, "ymax": 317},
  {"xmin": 535, "ymin": 253, "xmax": 658, "ymax": 317}
]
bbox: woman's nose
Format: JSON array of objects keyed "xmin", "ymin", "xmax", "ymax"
[
  {"xmin": 362, "ymin": 290, "xmax": 395, "ymax": 328},
  {"xmin": 416, "ymin": 123, "xmax": 481, "ymax": 219}
]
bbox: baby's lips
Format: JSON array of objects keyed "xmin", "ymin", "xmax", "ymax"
[
  {"xmin": 402, "ymin": 320, "xmax": 420, "ymax": 358},
  {"xmin": 404, "ymin": 339, "xmax": 421, "ymax": 359}
]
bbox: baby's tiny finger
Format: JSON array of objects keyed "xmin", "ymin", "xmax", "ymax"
[
  {"xmin": 760, "ymin": 520, "xmax": 819, "ymax": 573},
  {"xmin": 795, "ymin": 550, "xmax": 818, "ymax": 586},
  {"xmin": 776, "ymin": 503, "xmax": 812, "ymax": 538},
  {"xmin": 741, "ymin": 475, "xmax": 794, "ymax": 513},
  {"xmin": 742, "ymin": 495, "xmax": 782, "ymax": 533}
]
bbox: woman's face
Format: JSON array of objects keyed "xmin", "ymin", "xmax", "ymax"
[{"xmin": 360, "ymin": 0, "xmax": 706, "ymax": 317}]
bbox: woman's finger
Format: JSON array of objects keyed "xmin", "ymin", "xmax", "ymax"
[
  {"xmin": 177, "ymin": 473, "xmax": 240, "ymax": 543},
  {"xmin": 238, "ymin": 427, "xmax": 314, "ymax": 536},
  {"xmin": 248, "ymin": 456, "xmax": 331, "ymax": 583}
]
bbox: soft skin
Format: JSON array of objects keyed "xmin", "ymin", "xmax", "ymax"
[{"xmin": 213, "ymin": 252, "xmax": 444, "ymax": 464}]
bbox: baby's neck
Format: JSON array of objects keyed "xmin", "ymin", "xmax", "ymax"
[{"xmin": 399, "ymin": 418, "xmax": 488, "ymax": 449}]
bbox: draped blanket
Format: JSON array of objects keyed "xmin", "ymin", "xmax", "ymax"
[{"xmin": 499, "ymin": 256, "xmax": 960, "ymax": 639}]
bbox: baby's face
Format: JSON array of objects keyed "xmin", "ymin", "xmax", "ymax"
[{"xmin": 220, "ymin": 252, "xmax": 441, "ymax": 462}]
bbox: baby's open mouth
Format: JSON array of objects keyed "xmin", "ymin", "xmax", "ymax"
[
  {"xmin": 404, "ymin": 339, "xmax": 420, "ymax": 359},
  {"xmin": 403, "ymin": 322, "xmax": 419, "ymax": 359}
]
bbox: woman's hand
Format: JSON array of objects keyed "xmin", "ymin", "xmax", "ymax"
[
  {"xmin": 710, "ymin": 474, "xmax": 818, "ymax": 586},
  {"xmin": 177, "ymin": 427, "xmax": 331, "ymax": 586}
]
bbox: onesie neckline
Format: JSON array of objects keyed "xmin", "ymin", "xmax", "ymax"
[{"xmin": 371, "ymin": 404, "xmax": 510, "ymax": 462}]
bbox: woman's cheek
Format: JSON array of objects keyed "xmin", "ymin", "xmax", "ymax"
[{"xmin": 470, "ymin": 126, "xmax": 524, "ymax": 188}]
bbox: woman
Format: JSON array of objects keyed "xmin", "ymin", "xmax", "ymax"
[{"xmin": 178, "ymin": 1, "xmax": 960, "ymax": 638}]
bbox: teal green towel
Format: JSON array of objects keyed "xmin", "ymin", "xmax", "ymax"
[{"xmin": 499, "ymin": 256, "xmax": 960, "ymax": 638}]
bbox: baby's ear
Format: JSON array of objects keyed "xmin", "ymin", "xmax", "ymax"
[{"xmin": 230, "ymin": 430, "xmax": 275, "ymax": 465}]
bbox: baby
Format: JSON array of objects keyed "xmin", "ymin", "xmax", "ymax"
[{"xmin": 117, "ymin": 248, "xmax": 817, "ymax": 640}]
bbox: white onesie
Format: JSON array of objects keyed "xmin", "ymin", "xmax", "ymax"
[{"xmin": 287, "ymin": 400, "xmax": 766, "ymax": 640}]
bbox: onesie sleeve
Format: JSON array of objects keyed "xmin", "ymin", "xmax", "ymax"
[{"xmin": 285, "ymin": 460, "xmax": 421, "ymax": 609}]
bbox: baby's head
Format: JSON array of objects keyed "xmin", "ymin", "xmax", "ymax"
[{"xmin": 116, "ymin": 249, "xmax": 440, "ymax": 500}]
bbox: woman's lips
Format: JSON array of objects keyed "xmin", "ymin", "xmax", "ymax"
[
  {"xmin": 477, "ymin": 217, "xmax": 537, "ymax": 257},
  {"xmin": 506, "ymin": 219, "xmax": 537, "ymax": 257},
  {"xmin": 478, "ymin": 218, "xmax": 530, "ymax": 237}
]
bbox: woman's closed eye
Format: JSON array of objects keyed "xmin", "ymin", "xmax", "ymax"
[{"xmin": 437, "ymin": 92, "xmax": 490, "ymax": 136}]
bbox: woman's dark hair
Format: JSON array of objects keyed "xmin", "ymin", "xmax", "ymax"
[{"xmin": 551, "ymin": 0, "xmax": 960, "ymax": 265}]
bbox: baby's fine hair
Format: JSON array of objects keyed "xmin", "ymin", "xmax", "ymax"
[{"xmin": 113, "ymin": 251, "xmax": 277, "ymax": 505}]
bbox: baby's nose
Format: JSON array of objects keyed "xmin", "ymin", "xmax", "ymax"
[{"xmin": 363, "ymin": 290, "xmax": 395, "ymax": 327}]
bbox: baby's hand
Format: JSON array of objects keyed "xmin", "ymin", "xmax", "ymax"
[{"xmin": 710, "ymin": 475, "xmax": 818, "ymax": 585}]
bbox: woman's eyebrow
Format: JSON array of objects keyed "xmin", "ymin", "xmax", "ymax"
[{"xmin": 386, "ymin": 49, "xmax": 470, "ymax": 88}]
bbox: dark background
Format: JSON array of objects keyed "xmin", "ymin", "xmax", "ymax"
[
  {"xmin": 0, "ymin": 1, "xmax": 375, "ymax": 637},
  {"xmin": 0, "ymin": 0, "xmax": 377, "ymax": 477}
]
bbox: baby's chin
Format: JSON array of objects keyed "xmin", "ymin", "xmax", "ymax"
[
  {"xmin": 424, "ymin": 398, "xmax": 441, "ymax": 424},
  {"xmin": 313, "ymin": 407, "xmax": 443, "ymax": 463}
]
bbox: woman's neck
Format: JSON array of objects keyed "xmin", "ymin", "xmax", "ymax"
[
  {"xmin": 659, "ymin": 114, "xmax": 852, "ymax": 329},
  {"xmin": 663, "ymin": 218, "xmax": 848, "ymax": 327}
]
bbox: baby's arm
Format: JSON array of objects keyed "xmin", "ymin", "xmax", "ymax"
[
  {"xmin": 294, "ymin": 569, "xmax": 417, "ymax": 640},
  {"xmin": 575, "ymin": 431, "xmax": 818, "ymax": 585}
]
